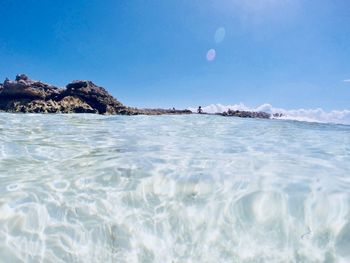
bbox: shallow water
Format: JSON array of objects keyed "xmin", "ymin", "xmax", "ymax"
[{"xmin": 0, "ymin": 113, "xmax": 349, "ymax": 263}]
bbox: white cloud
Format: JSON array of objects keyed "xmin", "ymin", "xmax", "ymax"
[{"xmin": 343, "ymin": 79, "xmax": 350, "ymax": 83}]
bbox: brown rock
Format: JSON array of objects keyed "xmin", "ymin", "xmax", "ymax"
[
  {"xmin": 220, "ymin": 109, "xmax": 271, "ymax": 119},
  {"xmin": 58, "ymin": 96, "xmax": 97, "ymax": 113},
  {"xmin": 0, "ymin": 75, "xmax": 60, "ymax": 100},
  {"xmin": 0, "ymin": 74, "xmax": 192, "ymax": 115},
  {"xmin": 63, "ymin": 80, "xmax": 125, "ymax": 114}
]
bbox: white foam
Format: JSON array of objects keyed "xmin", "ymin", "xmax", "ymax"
[{"xmin": 189, "ymin": 103, "xmax": 350, "ymax": 125}]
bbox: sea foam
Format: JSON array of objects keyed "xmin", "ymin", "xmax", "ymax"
[{"xmin": 189, "ymin": 103, "xmax": 350, "ymax": 125}]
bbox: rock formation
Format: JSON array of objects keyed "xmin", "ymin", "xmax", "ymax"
[
  {"xmin": 220, "ymin": 109, "xmax": 271, "ymax": 119},
  {"xmin": 0, "ymin": 74, "xmax": 191, "ymax": 115}
]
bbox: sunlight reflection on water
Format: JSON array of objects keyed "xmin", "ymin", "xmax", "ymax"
[{"xmin": 0, "ymin": 113, "xmax": 349, "ymax": 262}]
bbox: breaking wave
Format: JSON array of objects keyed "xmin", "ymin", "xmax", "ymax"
[{"xmin": 188, "ymin": 103, "xmax": 350, "ymax": 125}]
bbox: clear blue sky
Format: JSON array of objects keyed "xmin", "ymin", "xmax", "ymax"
[{"xmin": 0, "ymin": 0, "xmax": 349, "ymax": 110}]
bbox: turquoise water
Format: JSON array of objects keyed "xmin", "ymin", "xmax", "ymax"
[{"xmin": 0, "ymin": 113, "xmax": 349, "ymax": 263}]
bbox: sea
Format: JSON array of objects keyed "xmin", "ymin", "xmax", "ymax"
[{"xmin": 0, "ymin": 113, "xmax": 349, "ymax": 263}]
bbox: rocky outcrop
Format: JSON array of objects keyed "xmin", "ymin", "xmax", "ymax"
[
  {"xmin": 1, "ymin": 74, "xmax": 61, "ymax": 100},
  {"xmin": 220, "ymin": 109, "xmax": 271, "ymax": 119},
  {"xmin": 62, "ymin": 80, "xmax": 126, "ymax": 114},
  {"xmin": 0, "ymin": 74, "xmax": 190, "ymax": 115},
  {"xmin": 273, "ymin": 113, "xmax": 283, "ymax": 118},
  {"xmin": 2, "ymin": 97, "xmax": 97, "ymax": 114}
]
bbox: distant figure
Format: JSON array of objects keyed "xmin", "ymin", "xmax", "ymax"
[
  {"xmin": 197, "ymin": 106, "xmax": 203, "ymax": 114},
  {"xmin": 172, "ymin": 107, "xmax": 176, "ymax": 112}
]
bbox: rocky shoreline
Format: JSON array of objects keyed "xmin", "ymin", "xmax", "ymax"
[
  {"xmin": 0, "ymin": 74, "xmax": 273, "ymax": 119},
  {"xmin": 0, "ymin": 74, "xmax": 191, "ymax": 115}
]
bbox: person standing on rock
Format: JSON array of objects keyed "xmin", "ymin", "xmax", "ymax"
[{"xmin": 197, "ymin": 106, "xmax": 203, "ymax": 114}]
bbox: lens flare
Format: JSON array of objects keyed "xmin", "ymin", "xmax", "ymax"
[
  {"xmin": 206, "ymin": 49, "xmax": 216, "ymax": 61},
  {"xmin": 214, "ymin": 27, "xmax": 226, "ymax": 43}
]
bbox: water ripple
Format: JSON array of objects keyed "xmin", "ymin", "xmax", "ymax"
[{"xmin": 0, "ymin": 113, "xmax": 349, "ymax": 262}]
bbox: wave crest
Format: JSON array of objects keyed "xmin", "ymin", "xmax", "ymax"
[{"xmin": 188, "ymin": 103, "xmax": 350, "ymax": 125}]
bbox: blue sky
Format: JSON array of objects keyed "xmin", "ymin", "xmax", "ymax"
[{"xmin": 0, "ymin": 0, "xmax": 349, "ymax": 110}]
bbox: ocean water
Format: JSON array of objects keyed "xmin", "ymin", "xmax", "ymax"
[
  {"xmin": 189, "ymin": 104, "xmax": 350, "ymax": 125},
  {"xmin": 0, "ymin": 113, "xmax": 349, "ymax": 263}
]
